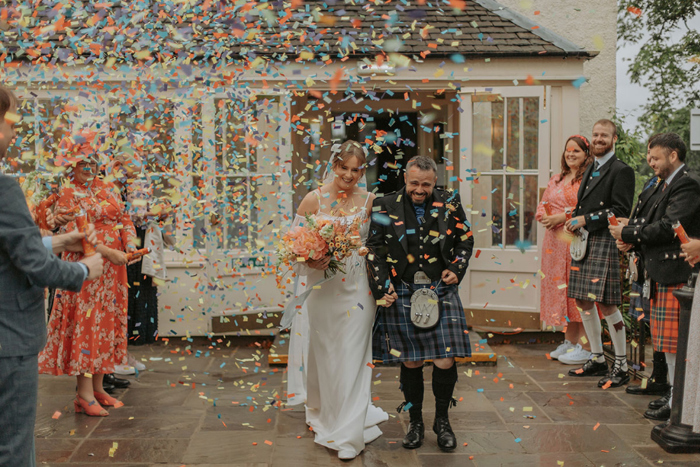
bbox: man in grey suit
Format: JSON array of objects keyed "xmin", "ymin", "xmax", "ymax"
[{"xmin": 0, "ymin": 86, "xmax": 104, "ymax": 466}]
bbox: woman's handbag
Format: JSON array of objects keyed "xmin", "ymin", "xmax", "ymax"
[{"xmin": 570, "ymin": 227, "xmax": 589, "ymax": 261}]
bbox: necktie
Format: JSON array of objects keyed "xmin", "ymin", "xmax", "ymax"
[
  {"xmin": 594, "ymin": 161, "xmax": 601, "ymax": 172},
  {"xmin": 414, "ymin": 204, "xmax": 426, "ymax": 225},
  {"xmin": 662, "ymin": 183, "xmax": 667, "ymax": 192}
]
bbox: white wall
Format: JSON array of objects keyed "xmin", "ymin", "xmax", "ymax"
[{"xmin": 497, "ymin": 0, "xmax": 617, "ymax": 136}]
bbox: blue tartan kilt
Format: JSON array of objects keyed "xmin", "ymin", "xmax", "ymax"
[
  {"xmin": 629, "ymin": 281, "xmax": 650, "ymax": 322},
  {"xmin": 372, "ymin": 280, "xmax": 471, "ymax": 363}
]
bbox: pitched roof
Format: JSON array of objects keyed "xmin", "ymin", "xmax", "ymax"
[{"xmin": 0, "ymin": 0, "xmax": 596, "ymax": 66}]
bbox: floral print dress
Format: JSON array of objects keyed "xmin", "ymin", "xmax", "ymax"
[
  {"xmin": 535, "ymin": 174, "xmax": 581, "ymax": 327},
  {"xmin": 38, "ymin": 178, "xmax": 136, "ymax": 376}
]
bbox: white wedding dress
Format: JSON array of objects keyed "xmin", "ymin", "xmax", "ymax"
[{"xmin": 285, "ymin": 194, "xmax": 388, "ymax": 458}]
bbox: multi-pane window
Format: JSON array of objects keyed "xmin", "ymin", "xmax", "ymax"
[
  {"xmin": 2, "ymin": 95, "xmax": 72, "ymax": 195},
  {"xmin": 472, "ymin": 94, "xmax": 539, "ymax": 248},
  {"xmin": 206, "ymin": 96, "xmax": 285, "ymax": 254}
]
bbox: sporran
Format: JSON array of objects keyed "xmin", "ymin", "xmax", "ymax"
[
  {"xmin": 570, "ymin": 227, "xmax": 589, "ymax": 261},
  {"xmin": 407, "ymin": 283, "xmax": 441, "ymax": 329}
]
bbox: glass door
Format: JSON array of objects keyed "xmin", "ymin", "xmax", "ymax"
[{"xmin": 459, "ymin": 86, "xmax": 550, "ymax": 317}]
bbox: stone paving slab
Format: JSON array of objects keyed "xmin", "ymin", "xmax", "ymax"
[{"xmin": 34, "ymin": 340, "xmax": 700, "ymax": 466}]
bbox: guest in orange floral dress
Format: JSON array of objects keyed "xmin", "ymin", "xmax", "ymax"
[
  {"xmin": 536, "ymin": 135, "xmax": 594, "ymax": 365},
  {"xmin": 38, "ymin": 132, "xmax": 137, "ymax": 416}
]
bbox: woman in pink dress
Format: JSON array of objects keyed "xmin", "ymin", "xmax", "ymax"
[{"xmin": 536, "ymin": 135, "xmax": 593, "ymax": 364}]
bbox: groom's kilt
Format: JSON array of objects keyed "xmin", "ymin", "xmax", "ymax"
[
  {"xmin": 373, "ymin": 280, "xmax": 471, "ymax": 363},
  {"xmin": 567, "ymin": 230, "xmax": 622, "ymax": 305}
]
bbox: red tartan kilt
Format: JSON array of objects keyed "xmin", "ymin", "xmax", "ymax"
[{"xmin": 650, "ymin": 283, "xmax": 683, "ymax": 353}]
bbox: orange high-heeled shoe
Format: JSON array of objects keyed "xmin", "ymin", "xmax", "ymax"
[
  {"xmin": 74, "ymin": 395, "xmax": 109, "ymax": 417},
  {"xmin": 93, "ymin": 391, "xmax": 123, "ymax": 408}
]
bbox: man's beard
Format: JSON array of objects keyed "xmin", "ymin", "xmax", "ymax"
[{"xmin": 592, "ymin": 143, "xmax": 612, "ymax": 157}]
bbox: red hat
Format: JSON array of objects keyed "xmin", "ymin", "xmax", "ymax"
[{"xmin": 55, "ymin": 130, "xmax": 99, "ymax": 167}]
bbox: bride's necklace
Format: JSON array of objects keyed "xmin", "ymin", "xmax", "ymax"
[{"xmin": 331, "ymin": 190, "xmax": 359, "ymax": 215}]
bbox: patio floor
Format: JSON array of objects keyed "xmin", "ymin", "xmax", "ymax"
[{"xmin": 34, "ymin": 337, "xmax": 700, "ymax": 466}]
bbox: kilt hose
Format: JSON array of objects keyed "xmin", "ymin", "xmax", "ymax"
[
  {"xmin": 372, "ymin": 280, "xmax": 471, "ymax": 363},
  {"xmin": 650, "ymin": 283, "xmax": 684, "ymax": 353},
  {"xmin": 567, "ymin": 230, "xmax": 622, "ymax": 305},
  {"xmin": 630, "ymin": 281, "xmax": 651, "ymax": 322}
]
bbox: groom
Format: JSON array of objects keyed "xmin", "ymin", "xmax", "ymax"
[{"xmin": 366, "ymin": 156, "xmax": 474, "ymax": 451}]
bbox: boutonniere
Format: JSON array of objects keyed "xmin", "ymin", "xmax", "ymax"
[{"xmin": 446, "ymin": 203, "xmax": 457, "ymax": 213}]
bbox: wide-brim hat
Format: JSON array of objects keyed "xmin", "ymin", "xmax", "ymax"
[{"xmin": 55, "ymin": 130, "xmax": 102, "ymax": 167}]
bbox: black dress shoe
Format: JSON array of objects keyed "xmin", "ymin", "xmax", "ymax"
[
  {"xmin": 402, "ymin": 420, "xmax": 425, "ymax": 449},
  {"xmin": 433, "ymin": 416, "xmax": 456, "ymax": 451},
  {"xmin": 648, "ymin": 390, "xmax": 671, "ymax": 410},
  {"xmin": 568, "ymin": 358, "xmax": 608, "ymax": 377},
  {"xmin": 102, "ymin": 381, "xmax": 115, "ymax": 394},
  {"xmin": 104, "ymin": 373, "xmax": 131, "ymax": 388},
  {"xmin": 626, "ymin": 380, "xmax": 671, "ymax": 396},
  {"xmin": 644, "ymin": 403, "xmax": 671, "ymax": 421},
  {"xmin": 598, "ymin": 360, "xmax": 630, "ymax": 388}
]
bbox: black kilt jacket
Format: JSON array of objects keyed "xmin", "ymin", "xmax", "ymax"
[
  {"xmin": 621, "ymin": 165, "xmax": 700, "ymax": 285},
  {"xmin": 627, "ymin": 176, "xmax": 664, "ymax": 283},
  {"xmin": 573, "ymin": 154, "xmax": 635, "ymax": 233},
  {"xmin": 366, "ymin": 187, "xmax": 474, "ymax": 300}
]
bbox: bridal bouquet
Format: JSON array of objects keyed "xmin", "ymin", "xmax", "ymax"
[{"xmin": 277, "ymin": 214, "xmax": 366, "ymax": 278}]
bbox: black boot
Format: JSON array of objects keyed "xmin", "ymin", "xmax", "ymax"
[
  {"xmin": 432, "ymin": 363, "xmax": 458, "ymax": 452},
  {"xmin": 627, "ymin": 351, "xmax": 670, "ymax": 396},
  {"xmin": 398, "ymin": 364, "xmax": 425, "ymax": 449}
]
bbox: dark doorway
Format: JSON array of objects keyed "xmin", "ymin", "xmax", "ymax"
[{"xmin": 331, "ymin": 112, "xmax": 418, "ymax": 195}]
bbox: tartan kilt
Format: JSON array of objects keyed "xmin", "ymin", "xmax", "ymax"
[
  {"xmin": 567, "ymin": 230, "xmax": 622, "ymax": 305},
  {"xmin": 372, "ymin": 280, "xmax": 471, "ymax": 363},
  {"xmin": 629, "ymin": 281, "xmax": 651, "ymax": 322},
  {"xmin": 650, "ymin": 283, "xmax": 683, "ymax": 353}
]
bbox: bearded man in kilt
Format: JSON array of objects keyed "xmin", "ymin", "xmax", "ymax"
[
  {"xmin": 564, "ymin": 119, "xmax": 635, "ymax": 388},
  {"xmin": 366, "ymin": 156, "xmax": 474, "ymax": 452},
  {"xmin": 610, "ymin": 133, "xmax": 700, "ymax": 421},
  {"xmin": 618, "ymin": 138, "xmax": 669, "ymax": 398}
]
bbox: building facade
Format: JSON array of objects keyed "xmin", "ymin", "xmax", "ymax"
[{"xmin": 0, "ymin": 0, "xmax": 613, "ymax": 336}]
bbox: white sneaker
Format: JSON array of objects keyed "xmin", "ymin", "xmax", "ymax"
[
  {"xmin": 114, "ymin": 364, "xmax": 135, "ymax": 375},
  {"xmin": 558, "ymin": 344, "xmax": 593, "ymax": 365},
  {"xmin": 550, "ymin": 340, "xmax": 574, "ymax": 360},
  {"xmin": 128, "ymin": 354, "xmax": 146, "ymax": 371}
]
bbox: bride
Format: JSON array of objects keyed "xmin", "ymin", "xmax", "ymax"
[{"xmin": 283, "ymin": 140, "xmax": 388, "ymax": 460}]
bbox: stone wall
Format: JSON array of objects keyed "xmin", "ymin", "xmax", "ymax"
[{"xmin": 496, "ymin": 0, "xmax": 617, "ymax": 136}]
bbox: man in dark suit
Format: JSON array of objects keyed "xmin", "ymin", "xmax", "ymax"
[
  {"xmin": 0, "ymin": 86, "xmax": 104, "ymax": 467},
  {"xmin": 366, "ymin": 156, "xmax": 474, "ymax": 452},
  {"xmin": 564, "ymin": 119, "xmax": 635, "ymax": 388},
  {"xmin": 610, "ymin": 132, "xmax": 700, "ymax": 421},
  {"xmin": 617, "ymin": 138, "xmax": 669, "ymax": 398}
]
